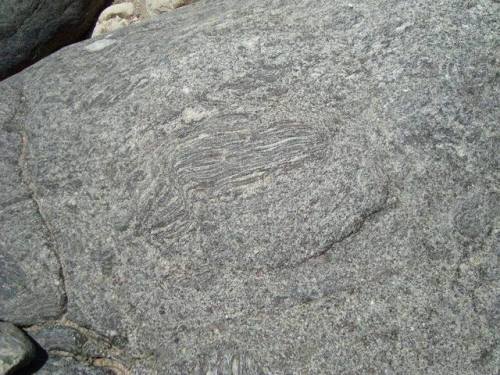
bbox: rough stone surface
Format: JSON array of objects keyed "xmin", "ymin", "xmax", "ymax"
[
  {"xmin": 1, "ymin": 0, "xmax": 499, "ymax": 374},
  {"xmin": 0, "ymin": 322, "xmax": 35, "ymax": 374},
  {"xmin": 35, "ymin": 356, "xmax": 113, "ymax": 375},
  {"xmin": 145, "ymin": 0, "xmax": 192, "ymax": 16},
  {"xmin": 0, "ymin": 83, "xmax": 65, "ymax": 325},
  {"xmin": 26, "ymin": 322, "xmax": 121, "ymax": 362},
  {"xmin": 29, "ymin": 325, "xmax": 86, "ymax": 355},
  {"xmin": 0, "ymin": 0, "xmax": 108, "ymax": 80}
]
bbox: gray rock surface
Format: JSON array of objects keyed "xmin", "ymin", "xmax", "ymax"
[
  {"xmin": 0, "ymin": 0, "xmax": 108, "ymax": 80},
  {"xmin": 26, "ymin": 322, "xmax": 120, "ymax": 361},
  {"xmin": 35, "ymin": 356, "xmax": 113, "ymax": 375},
  {"xmin": 0, "ymin": 83, "xmax": 65, "ymax": 325},
  {"xmin": 0, "ymin": 322, "xmax": 35, "ymax": 374},
  {"xmin": 0, "ymin": 0, "xmax": 499, "ymax": 373},
  {"xmin": 29, "ymin": 325, "xmax": 87, "ymax": 355}
]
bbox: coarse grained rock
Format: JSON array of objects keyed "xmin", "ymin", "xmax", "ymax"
[
  {"xmin": 28, "ymin": 325, "xmax": 86, "ymax": 355},
  {"xmin": 0, "ymin": 0, "xmax": 108, "ymax": 80},
  {"xmin": 34, "ymin": 356, "xmax": 114, "ymax": 375},
  {"xmin": 26, "ymin": 322, "xmax": 119, "ymax": 361},
  {"xmin": 0, "ymin": 0, "xmax": 499, "ymax": 374},
  {"xmin": 0, "ymin": 322, "xmax": 36, "ymax": 375},
  {"xmin": 145, "ymin": 0, "xmax": 192, "ymax": 16},
  {"xmin": 0, "ymin": 83, "xmax": 65, "ymax": 325}
]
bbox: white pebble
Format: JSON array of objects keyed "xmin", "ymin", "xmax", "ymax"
[{"xmin": 84, "ymin": 38, "xmax": 116, "ymax": 52}]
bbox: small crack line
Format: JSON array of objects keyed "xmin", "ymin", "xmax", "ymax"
[
  {"xmin": 18, "ymin": 130, "xmax": 69, "ymax": 317},
  {"xmin": 272, "ymin": 188, "xmax": 394, "ymax": 272},
  {"xmin": 9, "ymin": 81, "xmax": 69, "ymax": 318}
]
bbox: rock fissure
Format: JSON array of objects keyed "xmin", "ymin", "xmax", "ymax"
[
  {"xmin": 273, "ymin": 188, "xmax": 393, "ymax": 272},
  {"xmin": 18, "ymin": 128, "xmax": 69, "ymax": 319}
]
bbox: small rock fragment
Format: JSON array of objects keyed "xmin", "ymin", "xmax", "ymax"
[
  {"xmin": 0, "ymin": 322, "xmax": 36, "ymax": 375},
  {"xmin": 85, "ymin": 39, "xmax": 117, "ymax": 52},
  {"xmin": 146, "ymin": 0, "xmax": 191, "ymax": 16},
  {"xmin": 181, "ymin": 106, "xmax": 215, "ymax": 124}
]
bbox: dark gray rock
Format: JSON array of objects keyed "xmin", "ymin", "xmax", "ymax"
[
  {"xmin": 0, "ymin": 0, "xmax": 108, "ymax": 80},
  {"xmin": 27, "ymin": 323, "xmax": 113, "ymax": 361},
  {"xmin": 0, "ymin": 0, "xmax": 499, "ymax": 373},
  {"xmin": 0, "ymin": 322, "xmax": 35, "ymax": 375},
  {"xmin": 29, "ymin": 325, "xmax": 86, "ymax": 355}
]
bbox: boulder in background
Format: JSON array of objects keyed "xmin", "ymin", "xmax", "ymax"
[{"xmin": 0, "ymin": 0, "xmax": 109, "ymax": 80}]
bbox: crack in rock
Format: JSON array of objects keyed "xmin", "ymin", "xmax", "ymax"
[
  {"xmin": 273, "ymin": 186, "xmax": 394, "ymax": 271},
  {"xmin": 1, "ymin": 81, "xmax": 67, "ymax": 324},
  {"xmin": 18, "ymin": 130, "xmax": 69, "ymax": 318},
  {"xmin": 10, "ymin": 82, "xmax": 69, "ymax": 319}
]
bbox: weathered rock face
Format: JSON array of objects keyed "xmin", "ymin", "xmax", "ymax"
[
  {"xmin": 0, "ymin": 322, "xmax": 36, "ymax": 374},
  {"xmin": 145, "ymin": 0, "xmax": 192, "ymax": 16},
  {"xmin": 1, "ymin": 0, "xmax": 499, "ymax": 373},
  {"xmin": 0, "ymin": 83, "xmax": 66, "ymax": 325},
  {"xmin": 0, "ymin": 0, "xmax": 108, "ymax": 80}
]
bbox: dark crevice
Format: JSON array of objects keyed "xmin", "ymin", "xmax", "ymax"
[{"xmin": 9, "ymin": 333, "xmax": 48, "ymax": 375}]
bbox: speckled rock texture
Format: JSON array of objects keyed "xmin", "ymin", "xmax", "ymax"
[
  {"xmin": 0, "ymin": 0, "xmax": 108, "ymax": 80},
  {"xmin": 0, "ymin": 83, "xmax": 66, "ymax": 325},
  {"xmin": 0, "ymin": 0, "xmax": 499, "ymax": 374},
  {"xmin": 0, "ymin": 322, "xmax": 35, "ymax": 374}
]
